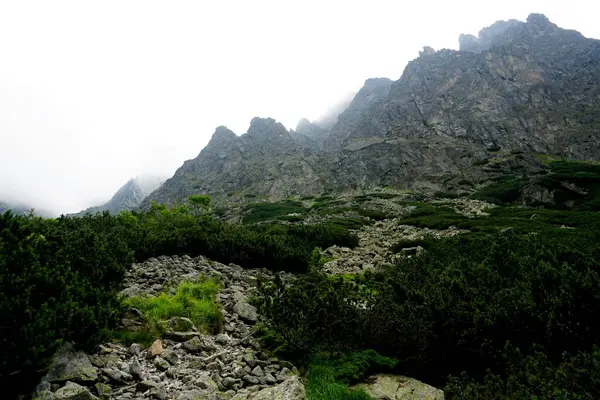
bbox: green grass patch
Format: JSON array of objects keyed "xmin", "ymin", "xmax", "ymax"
[{"xmin": 123, "ymin": 277, "xmax": 223, "ymax": 339}]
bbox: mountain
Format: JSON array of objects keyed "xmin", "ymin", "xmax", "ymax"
[
  {"xmin": 74, "ymin": 175, "xmax": 164, "ymax": 216},
  {"xmin": 0, "ymin": 200, "xmax": 33, "ymax": 215},
  {"xmin": 142, "ymin": 119, "xmax": 329, "ymax": 207},
  {"xmin": 144, "ymin": 14, "xmax": 600, "ymax": 207}
]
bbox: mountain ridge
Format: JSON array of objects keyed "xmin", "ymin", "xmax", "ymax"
[{"xmin": 143, "ymin": 13, "xmax": 600, "ymax": 208}]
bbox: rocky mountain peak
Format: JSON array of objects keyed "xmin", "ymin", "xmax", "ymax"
[
  {"xmin": 526, "ymin": 13, "xmax": 556, "ymax": 31},
  {"xmin": 459, "ymin": 18, "xmax": 523, "ymax": 52},
  {"xmin": 247, "ymin": 117, "xmax": 288, "ymax": 138},
  {"xmin": 419, "ymin": 46, "xmax": 436, "ymax": 57},
  {"xmin": 208, "ymin": 126, "xmax": 238, "ymax": 148},
  {"xmin": 295, "ymin": 118, "xmax": 312, "ymax": 132}
]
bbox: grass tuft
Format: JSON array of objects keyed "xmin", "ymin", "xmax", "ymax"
[{"xmin": 121, "ymin": 277, "xmax": 223, "ymax": 341}]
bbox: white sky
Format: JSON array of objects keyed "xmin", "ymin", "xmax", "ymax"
[{"xmin": 0, "ymin": 0, "xmax": 598, "ymax": 215}]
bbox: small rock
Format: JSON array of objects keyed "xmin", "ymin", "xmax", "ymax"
[
  {"xmin": 243, "ymin": 375, "xmax": 259, "ymax": 385},
  {"xmin": 129, "ymin": 357, "xmax": 143, "ymax": 380},
  {"xmin": 153, "ymin": 357, "xmax": 170, "ymax": 371},
  {"xmin": 183, "ymin": 336, "xmax": 203, "ymax": 352},
  {"xmin": 166, "ymin": 316, "xmax": 196, "ymax": 332},
  {"xmin": 137, "ymin": 380, "xmax": 158, "ymax": 392},
  {"xmin": 265, "ymin": 373, "xmax": 277, "ymax": 384},
  {"xmin": 149, "ymin": 387, "xmax": 167, "ymax": 400},
  {"xmin": 94, "ymin": 383, "xmax": 112, "ymax": 400},
  {"xmin": 251, "ymin": 366, "xmax": 264, "ymax": 378},
  {"xmin": 222, "ymin": 377, "xmax": 237, "ymax": 388},
  {"xmin": 215, "ymin": 334, "xmax": 231, "ymax": 345},
  {"xmin": 150, "ymin": 340, "xmax": 163, "ymax": 356},
  {"xmin": 129, "ymin": 343, "xmax": 142, "ymax": 356},
  {"xmin": 163, "ymin": 350, "xmax": 179, "ymax": 365},
  {"xmin": 102, "ymin": 367, "xmax": 132, "ymax": 383}
]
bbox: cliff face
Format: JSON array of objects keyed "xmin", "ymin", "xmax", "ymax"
[{"xmin": 143, "ymin": 14, "xmax": 600, "ymax": 206}]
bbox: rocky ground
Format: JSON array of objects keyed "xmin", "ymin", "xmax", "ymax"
[
  {"xmin": 323, "ymin": 218, "xmax": 466, "ymax": 274},
  {"xmin": 34, "ymin": 255, "xmax": 303, "ymax": 400}
]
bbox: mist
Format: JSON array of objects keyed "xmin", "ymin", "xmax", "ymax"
[{"xmin": 1, "ymin": 0, "xmax": 599, "ymax": 215}]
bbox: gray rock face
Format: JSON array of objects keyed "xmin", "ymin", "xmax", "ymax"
[
  {"xmin": 44, "ymin": 342, "xmax": 98, "ymax": 384},
  {"xmin": 141, "ymin": 14, "xmax": 600, "ymax": 208}
]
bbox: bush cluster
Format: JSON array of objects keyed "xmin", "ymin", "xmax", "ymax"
[
  {"xmin": 0, "ymin": 199, "xmax": 359, "ymax": 397},
  {"xmin": 257, "ymin": 230, "xmax": 600, "ymax": 399}
]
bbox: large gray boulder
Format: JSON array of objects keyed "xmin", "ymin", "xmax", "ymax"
[
  {"xmin": 44, "ymin": 342, "xmax": 98, "ymax": 384},
  {"xmin": 356, "ymin": 374, "xmax": 444, "ymax": 400},
  {"xmin": 231, "ymin": 376, "xmax": 305, "ymax": 400},
  {"xmin": 53, "ymin": 382, "xmax": 98, "ymax": 400},
  {"xmin": 232, "ymin": 292, "xmax": 257, "ymax": 324}
]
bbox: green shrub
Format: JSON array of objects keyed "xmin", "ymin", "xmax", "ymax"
[
  {"xmin": 357, "ymin": 209, "xmax": 389, "ymax": 221},
  {"xmin": 243, "ymin": 201, "xmax": 305, "ymax": 223},
  {"xmin": 390, "ymin": 237, "xmax": 436, "ymax": 253},
  {"xmin": 0, "ymin": 211, "xmax": 131, "ymax": 395},
  {"xmin": 326, "ymin": 217, "xmax": 371, "ymax": 230},
  {"xmin": 257, "ymin": 231, "xmax": 600, "ymax": 397},
  {"xmin": 471, "ymin": 177, "xmax": 528, "ymax": 204},
  {"xmin": 306, "ymin": 358, "xmax": 374, "ymax": 400}
]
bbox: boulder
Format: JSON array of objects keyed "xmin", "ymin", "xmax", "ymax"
[
  {"xmin": 44, "ymin": 342, "xmax": 98, "ymax": 384},
  {"xmin": 232, "ymin": 376, "xmax": 306, "ymax": 399},
  {"xmin": 53, "ymin": 382, "xmax": 98, "ymax": 400},
  {"xmin": 356, "ymin": 374, "xmax": 443, "ymax": 400}
]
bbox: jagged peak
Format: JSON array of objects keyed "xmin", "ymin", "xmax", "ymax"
[
  {"xmin": 208, "ymin": 126, "xmax": 237, "ymax": 147},
  {"xmin": 419, "ymin": 46, "xmax": 436, "ymax": 57},
  {"xmin": 295, "ymin": 118, "xmax": 313, "ymax": 132},
  {"xmin": 247, "ymin": 117, "xmax": 288, "ymax": 137},
  {"xmin": 526, "ymin": 13, "xmax": 554, "ymax": 28},
  {"xmin": 363, "ymin": 77, "xmax": 393, "ymax": 89}
]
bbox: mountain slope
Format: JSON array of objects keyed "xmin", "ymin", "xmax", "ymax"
[
  {"xmin": 143, "ymin": 118, "xmax": 330, "ymax": 207},
  {"xmin": 74, "ymin": 175, "xmax": 164, "ymax": 216},
  {"xmin": 144, "ymin": 14, "xmax": 600, "ymax": 207}
]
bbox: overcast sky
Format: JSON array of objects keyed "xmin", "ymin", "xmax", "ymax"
[{"xmin": 1, "ymin": 0, "xmax": 598, "ymax": 215}]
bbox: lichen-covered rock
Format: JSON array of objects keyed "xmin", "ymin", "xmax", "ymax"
[
  {"xmin": 357, "ymin": 374, "xmax": 444, "ymax": 400},
  {"xmin": 44, "ymin": 342, "xmax": 98, "ymax": 384},
  {"xmin": 53, "ymin": 382, "xmax": 98, "ymax": 400},
  {"xmin": 231, "ymin": 376, "xmax": 305, "ymax": 400}
]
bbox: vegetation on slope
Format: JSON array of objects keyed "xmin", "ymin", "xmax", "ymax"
[{"xmin": 0, "ymin": 198, "xmax": 358, "ymax": 396}]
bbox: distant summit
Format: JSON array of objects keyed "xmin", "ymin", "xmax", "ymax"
[{"xmin": 72, "ymin": 175, "xmax": 165, "ymax": 216}]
